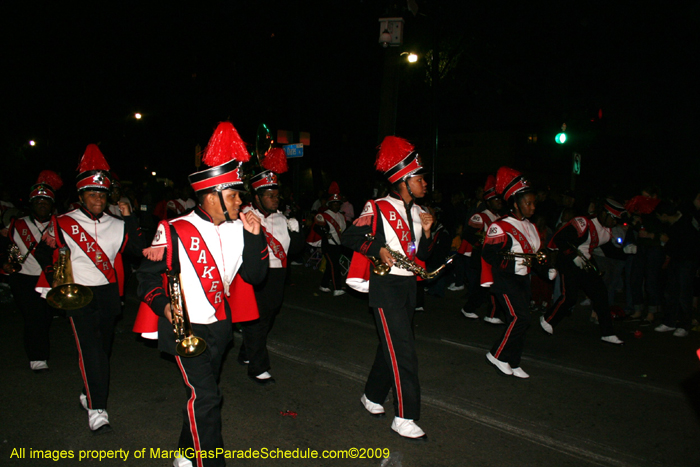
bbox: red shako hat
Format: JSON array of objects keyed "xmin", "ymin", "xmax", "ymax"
[
  {"xmin": 483, "ymin": 174, "xmax": 497, "ymax": 201},
  {"xmin": 30, "ymin": 170, "xmax": 63, "ymax": 201},
  {"xmin": 188, "ymin": 122, "xmax": 251, "ymax": 193},
  {"xmin": 251, "ymin": 148, "xmax": 288, "ymax": 191},
  {"xmin": 375, "ymin": 136, "xmax": 427, "ymax": 185},
  {"xmin": 328, "ymin": 181, "xmax": 342, "ymax": 203},
  {"xmin": 496, "ymin": 166, "xmax": 532, "ymax": 202},
  {"xmin": 76, "ymin": 144, "xmax": 111, "ymax": 193}
]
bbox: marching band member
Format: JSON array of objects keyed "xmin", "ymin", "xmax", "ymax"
[
  {"xmin": 2, "ymin": 171, "xmax": 62, "ymax": 372},
  {"xmin": 343, "ymin": 136, "xmax": 433, "ymax": 441},
  {"xmin": 460, "ymin": 174, "xmax": 505, "ymax": 323},
  {"xmin": 540, "ymin": 198, "xmax": 627, "ymax": 344},
  {"xmin": 38, "ymin": 145, "xmax": 143, "ymax": 433},
  {"xmin": 312, "ymin": 182, "xmax": 347, "ymax": 296},
  {"xmin": 135, "ymin": 122, "xmax": 268, "ymax": 467},
  {"xmin": 481, "ymin": 167, "xmax": 543, "ymax": 378},
  {"xmin": 237, "ymin": 148, "xmax": 304, "ymax": 385}
]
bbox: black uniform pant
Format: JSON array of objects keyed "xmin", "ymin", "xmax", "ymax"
[
  {"xmin": 69, "ymin": 283, "xmax": 120, "ymax": 410},
  {"xmin": 490, "ymin": 275, "xmax": 531, "ymax": 368},
  {"xmin": 239, "ymin": 268, "xmax": 286, "ymax": 377},
  {"xmin": 321, "ymin": 243, "xmax": 343, "ymax": 291},
  {"xmin": 366, "ymin": 276, "xmax": 420, "ymax": 420},
  {"xmin": 176, "ymin": 320, "xmax": 232, "ymax": 467},
  {"xmin": 543, "ymin": 262, "xmax": 615, "ymax": 336},
  {"xmin": 9, "ymin": 273, "xmax": 53, "ymax": 362}
]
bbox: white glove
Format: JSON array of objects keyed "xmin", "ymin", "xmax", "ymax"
[
  {"xmin": 623, "ymin": 244, "xmax": 637, "ymax": 254},
  {"xmin": 573, "ymin": 256, "xmax": 586, "ymax": 269},
  {"xmin": 287, "ymin": 218, "xmax": 300, "ymax": 233},
  {"xmin": 548, "ymin": 268, "xmax": 558, "ymax": 280}
]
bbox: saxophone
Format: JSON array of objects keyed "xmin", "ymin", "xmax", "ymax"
[
  {"xmin": 568, "ymin": 243, "xmax": 601, "ymax": 275},
  {"xmin": 167, "ymin": 270, "xmax": 207, "ymax": 357},
  {"xmin": 365, "ymin": 235, "xmax": 455, "ymax": 280},
  {"xmin": 7, "ymin": 242, "xmax": 35, "ymax": 273}
]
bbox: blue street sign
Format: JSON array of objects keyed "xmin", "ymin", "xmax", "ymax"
[{"xmin": 284, "ymin": 143, "xmax": 304, "ymax": 158}]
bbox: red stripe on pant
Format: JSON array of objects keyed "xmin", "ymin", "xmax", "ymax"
[
  {"xmin": 176, "ymin": 356, "xmax": 203, "ymax": 467},
  {"xmin": 377, "ymin": 308, "xmax": 403, "ymax": 418},
  {"xmin": 547, "ymin": 272, "xmax": 567, "ymax": 323},
  {"xmin": 494, "ymin": 294, "xmax": 516, "ymax": 358},
  {"xmin": 70, "ymin": 317, "xmax": 92, "ymax": 409}
]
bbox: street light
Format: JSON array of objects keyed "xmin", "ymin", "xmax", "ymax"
[
  {"xmin": 134, "ymin": 113, "xmax": 142, "ymax": 120},
  {"xmin": 29, "ymin": 140, "xmax": 36, "ymax": 146}
]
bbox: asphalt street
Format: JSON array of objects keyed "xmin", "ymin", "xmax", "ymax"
[{"xmin": 2, "ymin": 263, "xmax": 700, "ymax": 467}]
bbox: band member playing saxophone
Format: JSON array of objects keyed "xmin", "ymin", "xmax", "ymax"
[
  {"xmin": 135, "ymin": 122, "xmax": 268, "ymax": 467},
  {"xmin": 540, "ymin": 198, "xmax": 628, "ymax": 345},
  {"xmin": 3, "ymin": 170, "xmax": 61, "ymax": 373},
  {"xmin": 343, "ymin": 136, "xmax": 433, "ymax": 441}
]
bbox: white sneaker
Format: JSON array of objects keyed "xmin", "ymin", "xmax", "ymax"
[
  {"xmin": 391, "ymin": 417, "xmax": 427, "ymax": 440},
  {"xmin": 80, "ymin": 393, "xmax": 89, "ymax": 410},
  {"xmin": 448, "ymin": 284, "xmax": 465, "ymax": 291},
  {"xmin": 511, "ymin": 367, "xmax": 530, "ymax": 379},
  {"xmin": 415, "ymin": 306, "xmax": 424, "ymax": 311},
  {"xmin": 319, "ymin": 286, "xmax": 331, "ymax": 293},
  {"xmin": 30, "ymin": 361, "xmax": 49, "ymax": 371},
  {"xmin": 255, "ymin": 371, "xmax": 273, "ymax": 380},
  {"xmin": 333, "ymin": 289, "xmax": 346, "ymax": 297},
  {"xmin": 360, "ymin": 394, "xmax": 385, "ymax": 417},
  {"xmin": 673, "ymin": 328, "xmax": 689, "ymax": 337},
  {"xmin": 486, "ymin": 352, "xmax": 513, "ymax": 375},
  {"xmin": 88, "ymin": 408, "xmax": 112, "ymax": 433},
  {"xmin": 654, "ymin": 324, "xmax": 677, "ymax": 333},
  {"xmin": 461, "ymin": 309, "xmax": 478, "ymax": 319},
  {"xmin": 580, "ymin": 298, "xmax": 591, "ymax": 306},
  {"xmin": 483, "ymin": 316, "xmax": 504, "ymax": 324},
  {"xmin": 173, "ymin": 455, "xmax": 193, "ymax": 467},
  {"xmin": 601, "ymin": 335, "xmax": 624, "ymax": 345},
  {"xmin": 540, "ymin": 316, "xmax": 553, "ymax": 335}
]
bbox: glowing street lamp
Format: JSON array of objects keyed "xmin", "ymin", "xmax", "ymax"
[
  {"xmin": 407, "ymin": 53, "xmax": 418, "ymax": 63},
  {"xmin": 134, "ymin": 113, "xmax": 142, "ymax": 120},
  {"xmin": 29, "ymin": 140, "xmax": 36, "ymax": 146}
]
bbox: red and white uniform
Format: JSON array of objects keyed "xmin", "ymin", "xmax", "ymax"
[
  {"xmin": 244, "ymin": 205, "xmax": 298, "ymax": 269},
  {"xmin": 8, "ymin": 216, "xmax": 49, "ymax": 277}
]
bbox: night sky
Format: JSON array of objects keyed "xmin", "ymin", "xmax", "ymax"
[{"xmin": 3, "ymin": 1, "xmax": 699, "ymax": 204}]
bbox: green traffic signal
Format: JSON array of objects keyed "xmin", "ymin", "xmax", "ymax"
[{"xmin": 555, "ymin": 132, "xmax": 567, "ymax": 144}]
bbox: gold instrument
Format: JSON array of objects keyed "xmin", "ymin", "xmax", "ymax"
[
  {"xmin": 568, "ymin": 243, "xmax": 601, "ymax": 275},
  {"xmin": 498, "ymin": 250, "xmax": 548, "ymax": 268},
  {"xmin": 7, "ymin": 242, "xmax": 34, "ymax": 273},
  {"xmin": 167, "ymin": 270, "xmax": 207, "ymax": 357},
  {"xmin": 366, "ymin": 235, "xmax": 455, "ymax": 280},
  {"xmin": 46, "ymin": 247, "xmax": 94, "ymax": 310}
]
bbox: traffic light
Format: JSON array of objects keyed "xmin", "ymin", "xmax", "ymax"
[{"xmin": 555, "ymin": 132, "xmax": 567, "ymax": 144}]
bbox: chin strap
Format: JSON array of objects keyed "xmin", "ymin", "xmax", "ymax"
[
  {"xmin": 404, "ymin": 179, "xmax": 417, "ymax": 201},
  {"xmin": 217, "ymin": 191, "xmax": 232, "ymax": 222}
]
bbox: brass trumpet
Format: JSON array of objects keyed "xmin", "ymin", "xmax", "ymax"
[
  {"xmin": 7, "ymin": 242, "xmax": 34, "ymax": 273},
  {"xmin": 47, "ymin": 247, "xmax": 94, "ymax": 310},
  {"xmin": 167, "ymin": 270, "xmax": 207, "ymax": 357},
  {"xmin": 568, "ymin": 243, "xmax": 601, "ymax": 275},
  {"xmin": 498, "ymin": 250, "xmax": 548, "ymax": 268}
]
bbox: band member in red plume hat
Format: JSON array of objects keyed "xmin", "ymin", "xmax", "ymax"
[
  {"xmin": 136, "ymin": 122, "xmax": 268, "ymax": 467},
  {"xmin": 481, "ymin": 166, "xmax": 543, "ymax": 378},
  {"xmin": 35, "ymin": 145, "xmax": 143, "ymax": 434},
  {"xmin": 540, "ymin": 197, "xmax": 626, "ymax": 345},
  {"xmin": 238, "ymin": 147, "xmax": 304, "ymax": 385},
  {"xmin": 310, "ymin": 181, "xmax": 347, "ymax": 295},
  {"xmin": 342, "ymin": 135, "xmax": 434, "ymax": 440},
  {"xmin": 460, "ymin": 174, "xmax": 507, "ymax": 324},
  {"xmin": 3, "ymin": 170, "xmax": 62, "ymax": 373}
]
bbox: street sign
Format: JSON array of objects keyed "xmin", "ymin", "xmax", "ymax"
[
  {"xmin": 572, "ymin": 152, "xmax": 581, "ymax": 175},
  {"xmin": 284, "ymin": 143, "xmax": 304, "ymax": 158}
]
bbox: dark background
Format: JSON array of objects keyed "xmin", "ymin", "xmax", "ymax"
[{"xmin": 2, "ymin": 1, "xmax": 699, "ymax": 206}]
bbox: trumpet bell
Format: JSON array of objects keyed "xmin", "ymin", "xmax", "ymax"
[
  {"xmin": 47, "ymin": 283, "xmax": 94, "ymax": 310},
  {"xmin": 176, "ymin": 336, "xmax": 207, "ymax": 357}
]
